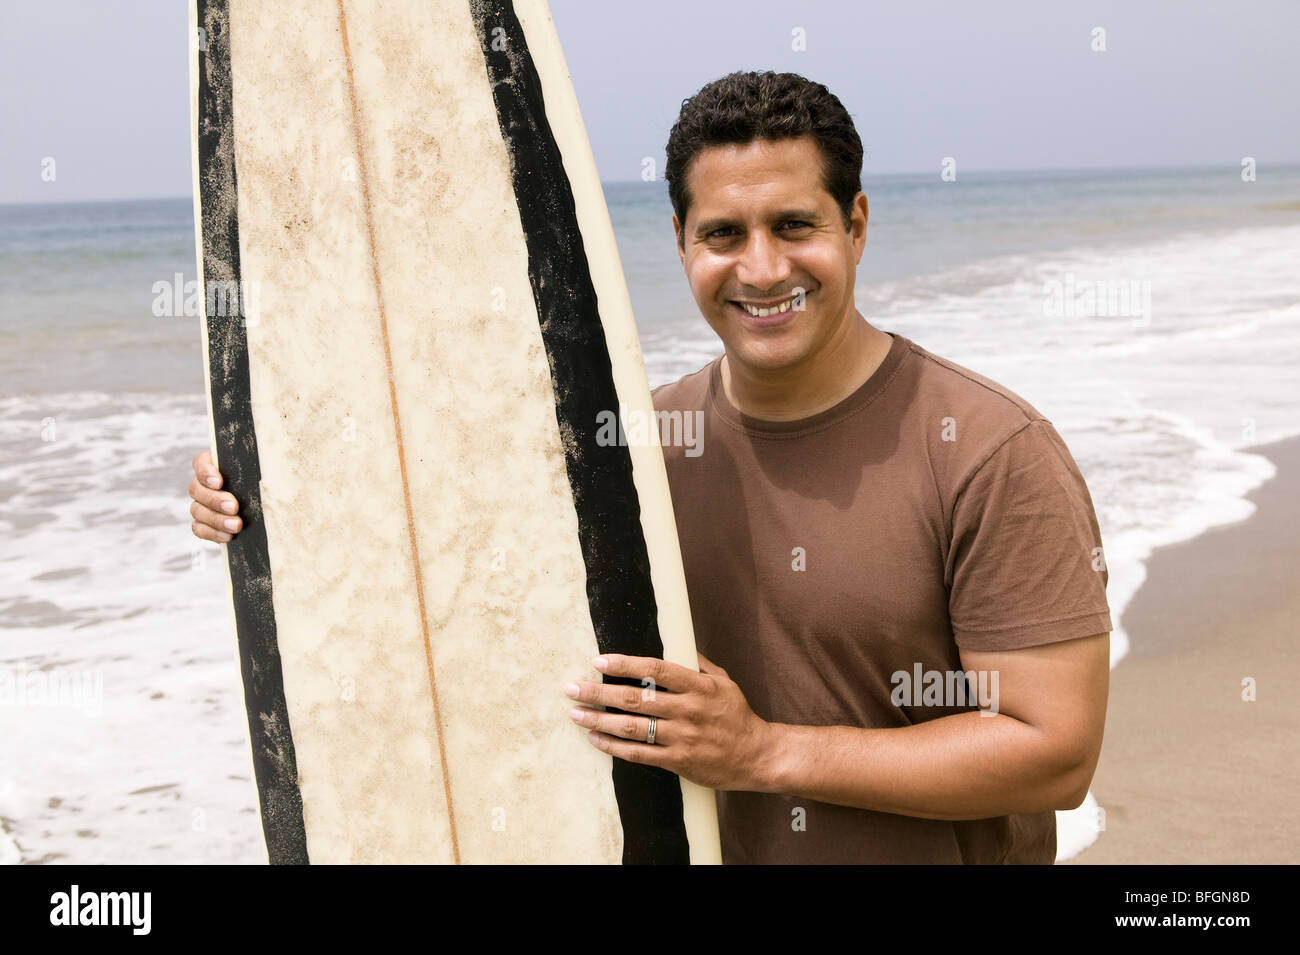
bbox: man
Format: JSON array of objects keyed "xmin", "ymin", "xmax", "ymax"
[{"xmin": 190, "ymin": 71, "xmax": 1110, "ymax": 864}]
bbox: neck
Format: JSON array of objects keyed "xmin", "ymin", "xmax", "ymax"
[{"xmin": 721, "ymin": 312, "xmax": 892, "ymax": 421}]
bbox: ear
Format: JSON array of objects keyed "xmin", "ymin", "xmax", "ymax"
[
  {"xmin": 672, "ymin": 213, "xmax": 688, "ymax": 267},
  {"xmin": 851, "ymin": 191, "xmax": 869, "ymax": 263}
]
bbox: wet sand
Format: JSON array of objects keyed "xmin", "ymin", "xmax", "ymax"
[{"xmin": 1069, "ymin": 436, "xmax": 1300, "ymax": 864}]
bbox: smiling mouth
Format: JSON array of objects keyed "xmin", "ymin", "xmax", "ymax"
[{"xmin": 729, "ymin": 290, "xmax": 810, "ymax": 323}]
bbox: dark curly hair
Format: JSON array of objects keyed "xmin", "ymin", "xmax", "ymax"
[{"xmin": 664, "ymin": 71, "xmax": 864, "ymax": 247}]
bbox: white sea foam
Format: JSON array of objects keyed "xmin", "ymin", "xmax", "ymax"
[{"xmin": 0, "ymin": 392, "xmax": 263, "ymax": 863}]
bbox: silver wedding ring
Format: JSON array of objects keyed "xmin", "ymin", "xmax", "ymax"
[{"xmin": 646, "ymin": 716, "xmax": 658, "ymax": 745}]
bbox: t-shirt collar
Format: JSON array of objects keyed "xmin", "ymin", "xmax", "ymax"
[{"xmin": 708, "ymin": 331, "xmax": 909, "ymax": 436}]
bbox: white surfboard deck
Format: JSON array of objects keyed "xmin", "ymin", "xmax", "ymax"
[{"xmin": 189, "ymin": 0, "xmax": 720, "ymax": 864}]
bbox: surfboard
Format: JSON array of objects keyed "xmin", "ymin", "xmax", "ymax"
[{"xmin": 188, "ymin": 0, "xmax": 721, "ymax": 864}]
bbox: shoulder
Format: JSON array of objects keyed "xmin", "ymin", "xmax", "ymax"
[
  {"xmin": 907, "ymin": 341, "xmax": 1112, "ymax": 648},
  {"xmin": 902, "ymin": 337, "xmax": 1047, "ymax": 431},
  {"xmin": 899, "ymin": 337, "xmax": 1052, "ymax": 469},
  {"xmin": 889, "ymin": 335, "xmax": 1095, "ymax": 512},
  {"xmin": 650, "ymin": 357, "xmax": 720, "ymax": 413}
]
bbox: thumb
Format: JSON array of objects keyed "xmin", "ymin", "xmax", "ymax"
[{"xmin": 697, "ymin": 651, "xmax": 725, "ymax": 676}]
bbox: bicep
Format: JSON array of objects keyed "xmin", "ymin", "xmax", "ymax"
[{"xmin": 959, "ymin": 632, "xmax": 1110, "ymax": 769}]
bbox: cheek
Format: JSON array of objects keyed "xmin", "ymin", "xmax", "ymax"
[
  {"xmin": 687, "ymin": 259, "xmax": 728, "ymax": 302},
  {"xmin": 796, "ymin": 248, "xmax": 841, "ymax": 287}
]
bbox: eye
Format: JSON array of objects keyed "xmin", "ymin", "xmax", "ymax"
[
  {"xmin": 781, "ymin": 220, "xmax": 812, "ymax": 231},
  {"xmin": 707, "ymin": 226, "xmax": 738, "ymax": 239}
]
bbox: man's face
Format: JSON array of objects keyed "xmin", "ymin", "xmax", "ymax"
[{"xmin": 673, "ymin": 135, "xmax": 867, "ymax": 376}]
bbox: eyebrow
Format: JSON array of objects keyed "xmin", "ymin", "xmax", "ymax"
[{"xmin": 693, "ymin": 209, "xmax": 823, "ymax": 235}]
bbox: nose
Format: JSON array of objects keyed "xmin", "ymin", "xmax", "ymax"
[{"xmin": 733, "ymin": 229, "xmax": 792, "ymax": 295}]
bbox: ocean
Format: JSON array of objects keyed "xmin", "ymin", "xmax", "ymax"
[{"xmin": 2, "ymin": 163, "xmax": 1298, "ymax": 863}]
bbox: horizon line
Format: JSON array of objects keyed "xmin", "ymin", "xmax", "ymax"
[{"xmin": 4, "ymin": 157, "xmax": 1298, "ymax": 207}]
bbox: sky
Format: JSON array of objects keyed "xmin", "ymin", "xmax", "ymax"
[{"xmin": 1, "ymin": 0, "xmax": 1297, "ymax": 203}]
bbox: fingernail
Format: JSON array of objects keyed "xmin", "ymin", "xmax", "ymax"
[
  {"xmin": 220, "ymin": 500, "xmax": 237, "ymax": 515},
  {"xmin": 224, "ymin": 518, "xmax": 240, "ymax": 531},
  {"xmin": 569, "ymin": 708, "xmax": 585, "ymax": 722},
  {"xmin": 205, "ymin": 475, "xmax": 220, "ymax": 488},
  {"xmin": 592, "ymin": 657, "xmax": 608, "ymax": 671},
  {"xmin": 563, "ymin": 683, "xmax": 580, "ymax": 699}
]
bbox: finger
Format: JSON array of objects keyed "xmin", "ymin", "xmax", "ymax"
[
  {"xmin": 192, "ymin": 448, "xmax": 223, "ymax": 490},
  {"xmin": 565, "ymin": 679, "xmax": 680, "ymax": 716},
  {"xmin": 584, "ymin": 729, "xmax": 671, "ymax": 769},
  {"xmin": 696, "ymin": 652, "xmax": 726, "ymax": 677},
  {"xmin": 191, "ymin": 520, "xmax": 231, "ymax": 544},
  {"xmin": 190, "ymin": 498, "xmax": 242, "ymax": 535},
  {"xmin": 188, "ymin": 475, "xmax": 240, "ymax": 520},
  {"xmin": 569, "ymin": 706, "xmax": 665, "ymax": 745},
  {"xmin": 594, "ymin": 653, "xmax": 708, "ymax": 694}
]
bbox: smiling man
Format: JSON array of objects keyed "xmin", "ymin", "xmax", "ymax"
[
  {"xmin": 561, "ymin": 71, "xmax": 1112, "ymax": 864},
  {"xmin": 188, "ymin": 69, "xmax": 1112, "ymax": 866}
]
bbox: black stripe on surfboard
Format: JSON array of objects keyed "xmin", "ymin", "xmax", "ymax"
[
  {"xmin": 470, "ymin": 0, "xmax": 692, "ymax": 865},
  {"xmin": 195, "ymin": 0, "xmax": 309, "ymax": 865}
]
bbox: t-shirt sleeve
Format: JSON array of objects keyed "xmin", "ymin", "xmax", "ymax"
[{"xmin": 947, "ymin": 418, "xmax": 1113, "ymax": 651}]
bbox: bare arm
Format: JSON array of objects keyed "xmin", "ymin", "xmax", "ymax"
[
  {"xmin": 758, "ymin": 632, "xmax": 1110, "ymax": 818},
  {"xmin": 572, "ymin": 632, "xmax": 1109, "ymax": 821}
]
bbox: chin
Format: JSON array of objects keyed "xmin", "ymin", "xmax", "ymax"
[
  {"xmin": 710, "ymin": 297, "xmax": 831, "ymax": 374},
  {"xmin": 725, "ymin": 335, "xmax": 814, "ymax": 374}
]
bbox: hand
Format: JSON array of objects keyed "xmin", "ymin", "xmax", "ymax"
[
  {"xmin": 188, "ymin": 449, "xmax": 241, "ymax": 542},
  {"xmin": 565, "ymin": 652, "xmax": 775, "ymax": 792}
]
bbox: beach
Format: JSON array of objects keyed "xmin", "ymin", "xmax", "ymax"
[
  {"xmin": 2, "ymin": 168, "xmax": 1298, "ymax": 864},
  {"xmin": 1068, "ymin": 434, "xmax": 1300, "ymax": 864}
]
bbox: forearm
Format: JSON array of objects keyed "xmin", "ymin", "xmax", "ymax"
[{"xmin": 753, "ymin": 711, "xmax": 1088, "ymax": 820}]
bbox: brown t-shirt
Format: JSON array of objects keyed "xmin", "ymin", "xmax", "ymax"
[{"xmin": 651, "ymin": 330, "xmax": 1112, "ymax": 864}]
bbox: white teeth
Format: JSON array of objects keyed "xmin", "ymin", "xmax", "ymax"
[{"xmin": 739, "ymin": 295, "xmax": 797, "ymax": 317}]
